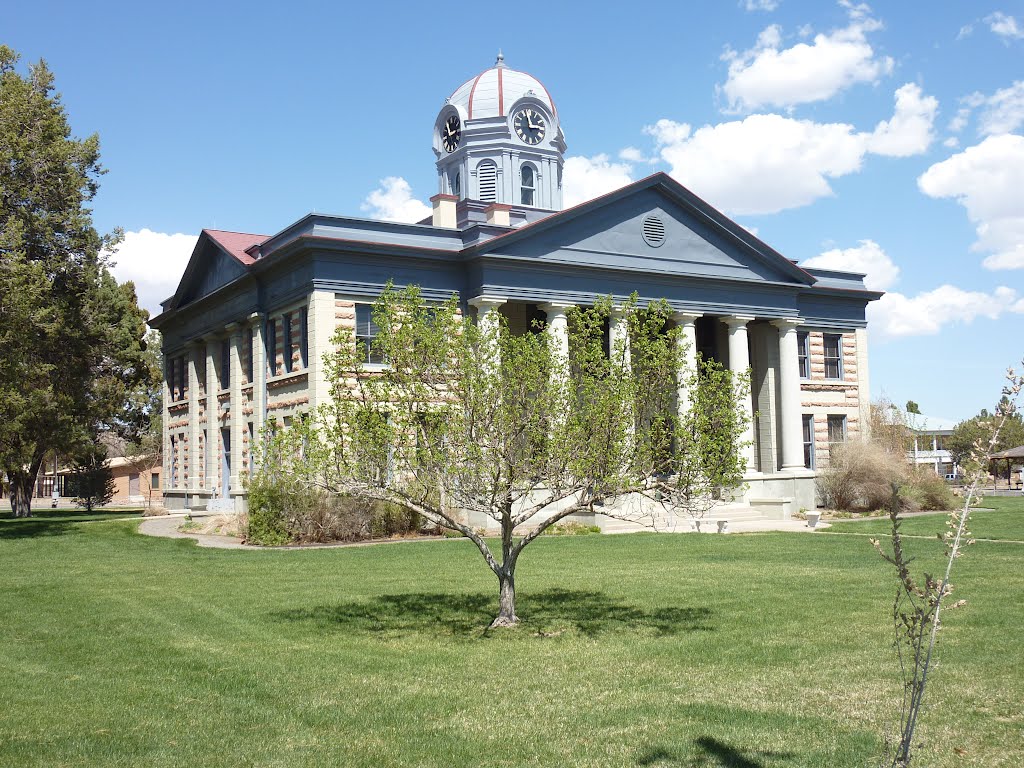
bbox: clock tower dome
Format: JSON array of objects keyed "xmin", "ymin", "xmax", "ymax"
[{"xmin": 434, "ymin": 53, "xmax": 566, "ymax": 213}]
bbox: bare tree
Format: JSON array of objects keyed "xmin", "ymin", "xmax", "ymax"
[
  {"xmin": 872, "ymin": 362, "xmax": 1024, "ymax": 767},
  {"xmin": 261, "ymin": 286, "xmax": 748, "ymax": 627}
]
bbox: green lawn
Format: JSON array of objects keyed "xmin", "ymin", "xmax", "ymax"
[
  {"xmin": 1, "ymin": 502, "xmax": 1022, "ymax": 767},
  {"xmin": 826, "ymin": 496, "xmax": 1024, "ymax": 541}
]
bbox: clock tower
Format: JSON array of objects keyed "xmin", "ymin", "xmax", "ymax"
[{"xmin": 434, "ymin": 53, "xmax": 566, "ymax": 213}]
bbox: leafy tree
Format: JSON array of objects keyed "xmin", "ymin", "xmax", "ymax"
[
  {"xmin": 947, "ymin": 407, "xmax": 1024, "ymax": 467},
  {"xmin": 123, "ymin": 330, "xmax": 164, "ymax": 509},
  {"xmin": 0, "ymin": 46, "xmax": 153, "ymax": 516},
  {"xmin": 260, "ymin": 286, "xmax": 749, "ymax": 627},
  {"xmin": 870, "ymin": 398, "xmax": 913, "ymax": 457},
  {"xmin": 69, "ymin": 447, "xmax": 116, "ymax": 512},
  {"xmin": 905, "ymin": 400, "xmax": 921, "ymax": 415}
]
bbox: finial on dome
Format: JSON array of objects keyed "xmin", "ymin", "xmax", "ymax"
[{"xmin": 495, "ymin": 50, "xmax": 505, "ymax": 68}]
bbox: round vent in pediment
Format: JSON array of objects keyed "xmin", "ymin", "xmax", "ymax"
[{"xmin": 642, "ymin": 215, "xmax": 666, "ymax": 247}]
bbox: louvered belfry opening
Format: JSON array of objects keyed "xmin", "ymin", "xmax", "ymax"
[
  {"xmin": 642, "ymin": 214, "xmax": 666, "ymax": 247},
  {"xmin": 478, "ymin": 161, "xmax": 497, "ymax": 202}
]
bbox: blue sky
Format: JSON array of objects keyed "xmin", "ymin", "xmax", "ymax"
[{"xmin": 8, "ymin": 0, "xmax": 1024, "ymax": 421}]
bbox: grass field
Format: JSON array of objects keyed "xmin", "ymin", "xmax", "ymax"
[{"xmin": 1, "ymin": 500, "xmax": 1022, "ymax": 767}]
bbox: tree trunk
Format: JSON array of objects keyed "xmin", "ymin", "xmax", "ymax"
[
  {"xmin": 8, "ymin": 470, "xmax": 35, "ymax": 518},
  {"xmin": 490, "ymin": 571, "xmax": 519, "ymax": 628}
]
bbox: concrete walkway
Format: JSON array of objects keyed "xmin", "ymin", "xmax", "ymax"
[{"xmin": 137, "ymin": 512, "xmax": 829, "ymax": 551}]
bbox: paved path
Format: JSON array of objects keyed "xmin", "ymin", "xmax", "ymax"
[{"xmin": 136, "ymin": 512, "xmax": 830, "ymax": 550}]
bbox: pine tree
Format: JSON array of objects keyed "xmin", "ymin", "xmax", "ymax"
[{"xmin": 0, "ymin": 46, "xmax": 153, "ymax": 517}]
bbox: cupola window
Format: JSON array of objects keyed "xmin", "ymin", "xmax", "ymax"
[
  {"xmin": 478, "ymin": 161, "xmax": 497, "ymax": 202},
  {"xmin": 520, "ymin": 164, "xmax": 535, "ymax": 206},
  {"xmin": 452, "ymin": 172, "xmax": 461, "ymax": 198}
]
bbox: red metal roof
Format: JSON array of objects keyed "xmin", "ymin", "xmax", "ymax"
[{"xmin": 204, "ymin": 229, "xmax": 268, "ymax": 265}]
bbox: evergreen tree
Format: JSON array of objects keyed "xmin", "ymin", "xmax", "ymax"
[
  {"xmin": 0, "ymin": 46, "xmax": 153, "ymax": 516},
  {"xmin": 69, "ymin": 447, "xmax": 116, "ymax": 512}
]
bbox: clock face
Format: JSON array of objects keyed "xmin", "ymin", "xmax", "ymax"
[
  {"xmin": 441, "ymin": 114, "xmax": 461, "ymax": 153},
  {"xmin": 514, "ymin": 108, "xmax": 546, "ymax": 145}
]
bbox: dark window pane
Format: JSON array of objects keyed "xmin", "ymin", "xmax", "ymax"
[
  {"xmin": 824, "ymin": 334, "xmax": 842, "ymax": 379},
  {"xmin": 283, "ymin": 313, "xmax": 293, "ymax": 373},
  {"xmin": 797, "ymin": 332, "xmax": 810, "ymax": 379}
]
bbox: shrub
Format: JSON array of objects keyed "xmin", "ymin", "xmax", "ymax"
[
  {"xmin": 817, "ymin": 440, "xmax": 907, "ymax": 512},
  {"xmin": 370, "ymin": 501, "xmax": 423, "ymax": 539},
  {"xmin": 291, "ymin": 494, "xmax": 373, "ymax": 544},
  {"xmin": 817, "ymin": 440, "xmax": 958, "ymax": 513},
  {"xmin": 907, "ymin": 468, "xmax": 956, "ymax": 510},
  {"xmin": 245, "ymin": 471, "xmax": 293, "ymax": 546}
]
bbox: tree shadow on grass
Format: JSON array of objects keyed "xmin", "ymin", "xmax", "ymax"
[
  {"xmin": 0, "ymin": 510, "xmax": 138, "ymax": 540},
  {"xmin": 272, "ymin": 588, "xmax": 715, "ymax": 639},
  {"xmin": 637, "ymin": 737, "xmax": 797, "ymax": 767}
]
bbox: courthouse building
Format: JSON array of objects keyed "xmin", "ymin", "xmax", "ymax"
[{"xmin": 151, "ymin": 55, "xmax": 880, "ymax": 516}]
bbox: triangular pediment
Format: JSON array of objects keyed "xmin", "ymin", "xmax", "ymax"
[
  {"xmin": 165, "ymin": 230, "xmax": 265, "ymax": 312},
  {"xmin": 476, "ymin": 174, "xmax": 814, "ymax": 287}
]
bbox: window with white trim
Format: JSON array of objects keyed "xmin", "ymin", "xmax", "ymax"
[
  {"xmin": 797, "ymin": 331, "xmax": 810, "ymax": 379},
  {"xmin": 802, "ymin": 414, "xmax": 815, "ymax": 470},
  {"xmin": 824, "ymin": 333, "xmax": 843, "ymax": 379},
  {"xmin": 827, "ymin": 414, "xmax": 847, "ymax": 449},
  {"xmin": 355, "ymin": 304, "xmax": 385, "ymax": 364},
  {"xmin": 520, "ymin": 164, "xmax": 535, "ymax": 206}
]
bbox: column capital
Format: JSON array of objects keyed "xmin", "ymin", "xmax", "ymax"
[
  {"xmin": 247, "ymin": 311, "xmax": 264, "ymax": 325},
  {"xmin": 538, "ymin": 301, "xmax": 575, "ymax": 314},
  {"xmin": 224, "ymin": 321, "xmax": 241, "ymax": 333},
  {"xmin": 771, "ymin": 317, "xmax": 803, "ymax": 332},
  {"xmin": 468, "ymin": 295, "xmax": 508, "ymax": 310},
  {"xmin": 672, "ymin": 310, "xmax": 703, "ymax": 326},
  {"xmin": 722, "ymin": 314, "xmax": 756, "ymax": 328}
]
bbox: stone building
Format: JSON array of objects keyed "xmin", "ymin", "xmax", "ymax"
[{"xmin": 151, "ymin": 55, "xmax": 880, "ymax": 515}]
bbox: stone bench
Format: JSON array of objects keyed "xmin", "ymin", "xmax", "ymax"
[{"xmin": 693, "ymin": 518, "xmax": 730, "ymax": 534}]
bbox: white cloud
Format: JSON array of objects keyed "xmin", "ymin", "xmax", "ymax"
[
  {"xmin": 865, "ymin": 83, "xmax": 938, "ymax": 156},
  {"xmin": 978, "ymin": 81, "xmax": 1024, "ymax": 135},
  {"xmin": 618, "ymin": 146, "xmax": 649, "ymax": 164},
  {"xmin": 742, "ymin": 0, "xmax": 778, "ymax": 11},
  {"xmin": 943, "ymin": 136, "xmax": 960, "ymax": 149},
  {"xmin": 947, "ymin": 106, "xmax": 971, "ymax": 133},
  {"xmin": 361, "ymin": 177, "xmax": 432, "ymax": 223},
  {"xmin": 800, "ymin": 239, "xmax": 1024, "ymax": 338},
  {"xmin": 987, "ymin": 11, "xmax": 1024, "ymax": 40},
  {"xmin": 561, "ymin": 154, "xmax": 635, "ymax": 208},
  {"xmin": 957, "ymin": 23, "xmax": 974, "ymax": 40},
  {"xmin": 105, "ymin": 229, "xmax": 198, "ymax": 318},
  {"xmin": 720, "ymin": 2, "xmax": 893, "ymax": 111},
  {"xmin": 918, "ymin": 134, "xmax": 1024, "ymax": 270},
  {"xmin": 802, "ymin": 239, "xmax": 899, "ymax": 290},
  {"xmin": 870, "ymin": 285, "xmax": 1024, "ymax": 339},
  {"xmin": 646, "ymin": 83, "xmax": 935, "ymax": 215}
]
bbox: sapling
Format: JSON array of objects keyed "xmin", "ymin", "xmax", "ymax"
[
  {"xmin": 872, "ymin": 362, "xmax": 1024, "ymax": 767},
  {"xmin": 255, "ymin": 285, "xmax": 749, "ymax": 627}
]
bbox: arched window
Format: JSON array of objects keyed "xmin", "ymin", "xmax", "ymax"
[
  {"xmin": 452, "ymin": 171, "xmax": 461, "ymax": 198},
  {"xmin": 478, "ymin": 161, "xmax": 497, "ymax": 202},
  {"xmin": 520, "ymin": 164, "xmax": 535, "ymax": 206}
]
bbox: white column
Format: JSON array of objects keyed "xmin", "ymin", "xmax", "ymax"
[
  {"xmin": 250, "ymin": 314, "xmax": 266, "ymax": 441},
  {"xmin": 609, "ymin": 305, "xmax": 631, "ymax": 372},
  {"xmin": 228, "ymin": 323, "xmax": 244, "ymax": 499},
  {"xmin": 205, "ymin": 342, "xmax": 217, "ymax": 493},
  {"xmin": 724, "ymin": 315, "xmax": 757, "ymax": 476},
  {"xmin": 772, "ymin": 318, "xmax": 807, "ymax": 472},
  {"xmin": 468, "ymin": 295, "xmax": 507, "ymax": 368},
  {"xmin": 187, "ymin": 344, "xmax": 202, "ymax": 496},
  {"xmin": 673, "ymin": 311, "xmax": 702, "ymax": 419},
  {"xmin": 539, "ymin": 301, "xmax": 572, "ymax": 370}
]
